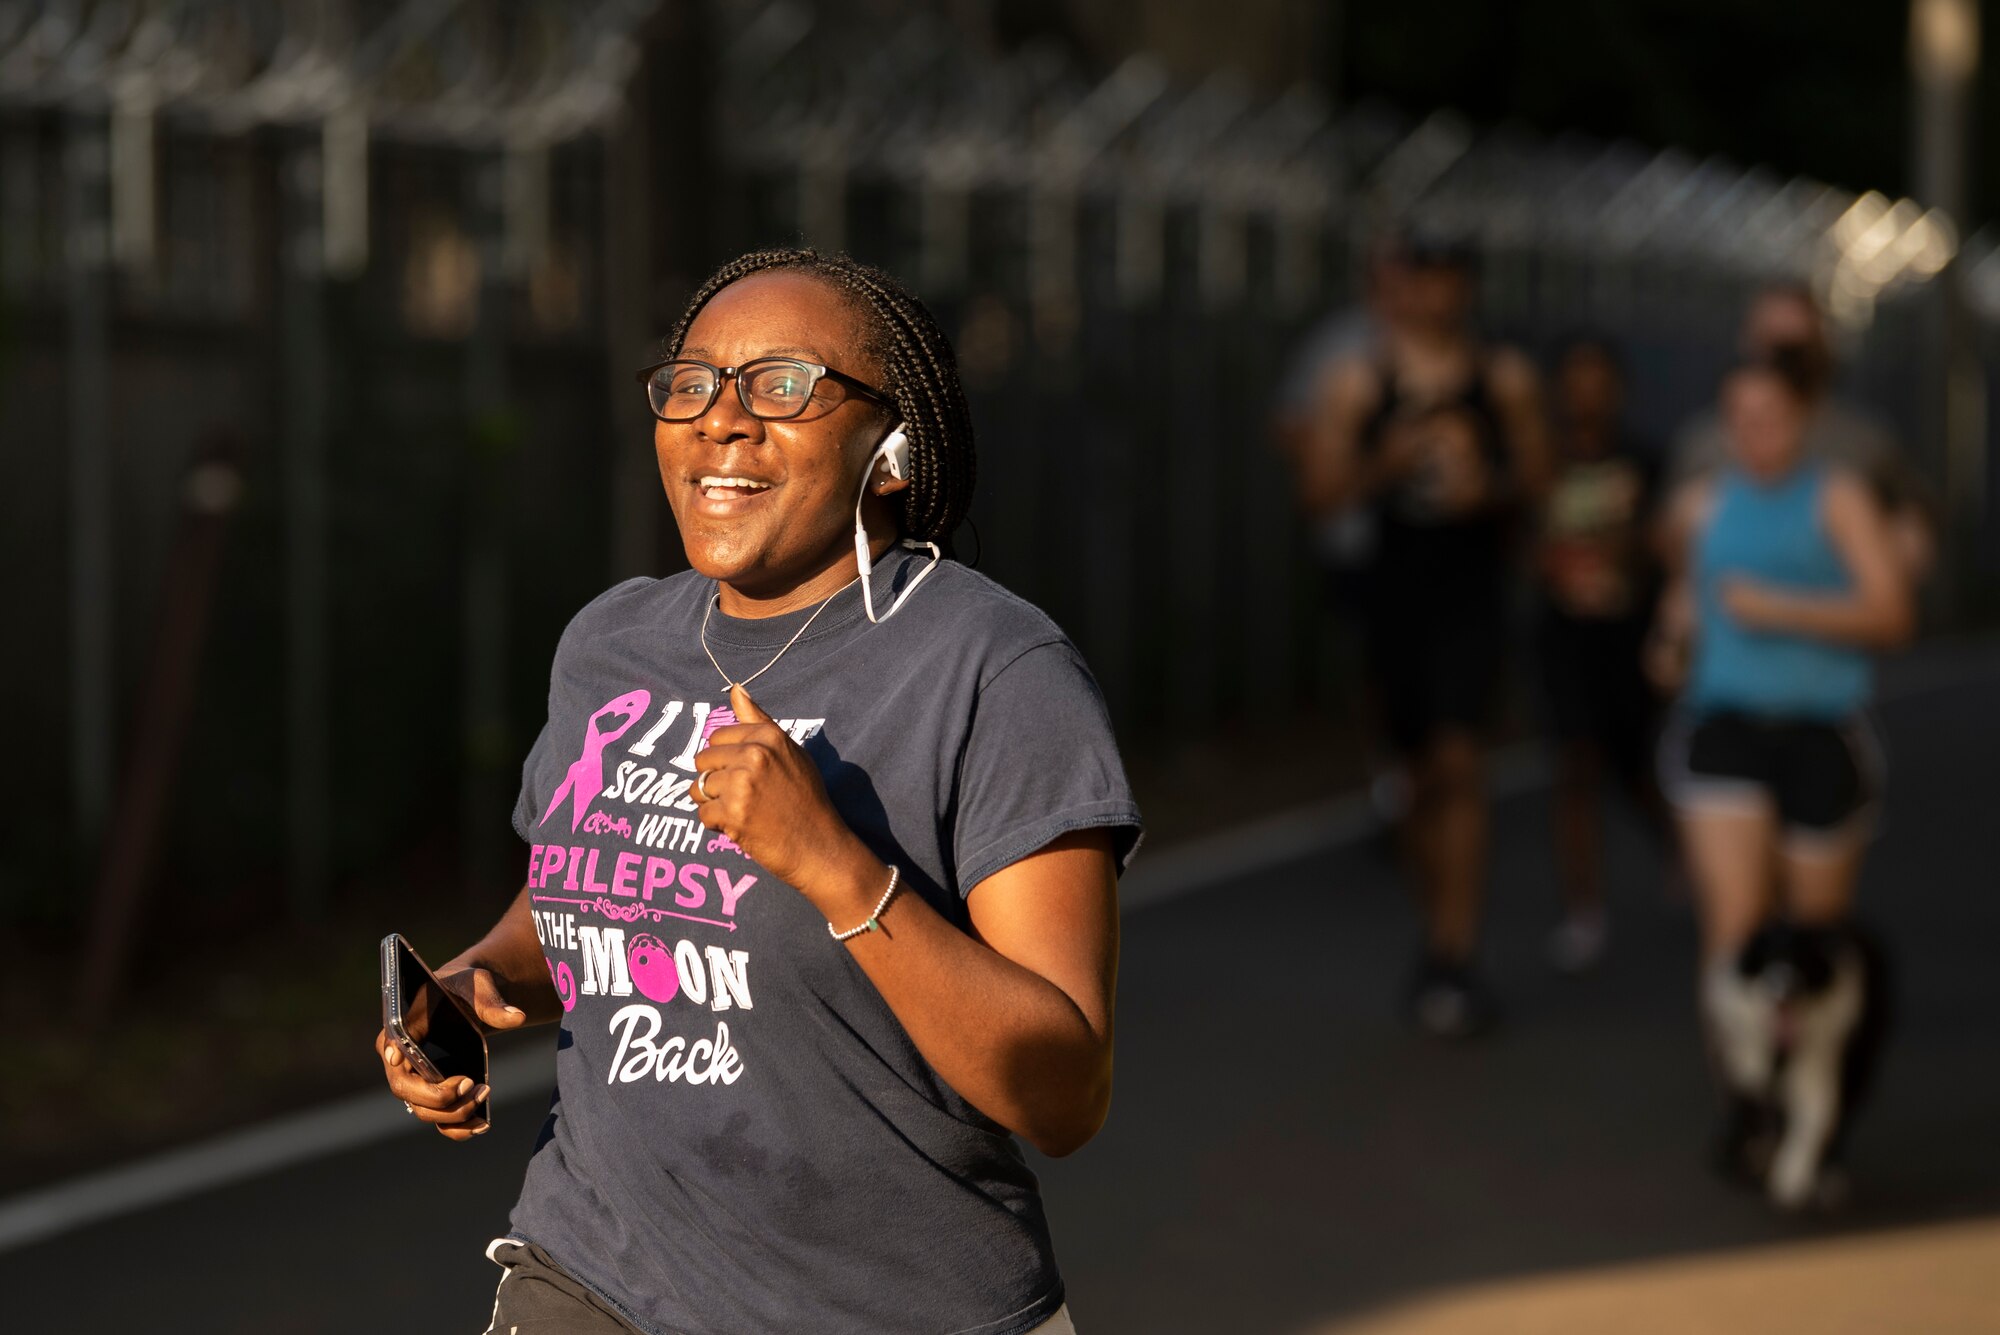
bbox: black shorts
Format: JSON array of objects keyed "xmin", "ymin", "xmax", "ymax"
[
  {"xmin": 1360, "ymin": 603, "xmax": 1504, "ymax": 751},
  {"xmin": 1661, "ymin": 711, "xmax": 1882, "ymax": 844},
  {"xmin": 1364, "ymin": 589, "xmax": 1504, "ymax": 754},
  {"xmin": 483, "ymin": 1238, "xmax": 643, "ymax": 1334}
]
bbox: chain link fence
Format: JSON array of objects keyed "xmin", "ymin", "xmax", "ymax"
[{"xmin": 2, "ymin": 0, "xmax": 1990, "ymax": 940}]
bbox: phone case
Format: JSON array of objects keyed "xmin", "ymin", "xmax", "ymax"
[{"xmin": 379, "ymin": 933, "xmax": 490, "ymax": 1097}]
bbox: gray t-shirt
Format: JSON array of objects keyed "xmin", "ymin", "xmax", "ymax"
[{"xmin": 505, "ymin": 550, "xmax": 1143, "ymax": 1335}]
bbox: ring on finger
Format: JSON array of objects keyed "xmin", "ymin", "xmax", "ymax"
[{"xmin": 696, "ymin": 770, "xmax": 714, "ymax": 801}]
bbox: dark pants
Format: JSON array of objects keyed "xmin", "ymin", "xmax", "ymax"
[
  {"xmin": 479, "ymin": 1238, "xmax": 1081, "ymax": 1334},
  {"xmin": 483, "ymin": 1238, "xmax": 645, "ymax": 1335},
  {"xmin": 1535, "ymin": 608, "xmax": 1655, "ymax": 786}
]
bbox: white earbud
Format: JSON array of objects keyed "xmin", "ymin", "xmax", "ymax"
[
  {"xmin": 853, "ymin": 422, "xmax": 939, "ymax": 624},
  {"xmin": 877, "ymin": 426, "xmax": 909, "ymax": 481}
]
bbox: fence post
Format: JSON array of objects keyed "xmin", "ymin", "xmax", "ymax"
[
  {"xmin": 282, "ymin": 139, "xmax": 332, "ymax": 921},
  {"xmin": 65, "ymin": 113, "xmax": 114, "ymax": 869},
  {"xmin": 462, "ymin": 151, "xmax": 514, "ymax": 903}
]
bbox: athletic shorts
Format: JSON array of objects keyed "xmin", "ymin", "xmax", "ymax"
[
  {"xmin": 482, "ymin": 1238, "xmax": 1081, "ymax": 1334},
  {"xmin": 1659, "ymin": 711, "xmax": 1882, "ymax": 846},
  {"xmin": 483, "ymin": 1239, "xmax": 644, "ymax": 1334},
  {"xmin": 1362, "ymin": 580, "xmax": 1505, "ymax": 753}
]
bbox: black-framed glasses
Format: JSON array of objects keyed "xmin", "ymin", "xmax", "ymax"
[{"xmin": 635, "ymin": 357, "xmax": 890, "ymax": 423}]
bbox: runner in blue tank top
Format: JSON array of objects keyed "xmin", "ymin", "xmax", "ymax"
[{"xmin": 1651, "ymin": 352, "xmax": 1913, "ymax": 1210}]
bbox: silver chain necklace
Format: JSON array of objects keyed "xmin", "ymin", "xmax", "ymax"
[{"xmin": 699, "ymin": 575, "xmax": 859, "ymax": 690}]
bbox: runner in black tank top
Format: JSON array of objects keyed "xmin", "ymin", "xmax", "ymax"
[
  {"xmin": 1294, "ymin": 234, "xmax": 1550, "ymax": 1038},
  {"xmin": 1359, "ymin": 352, "xmax": 1513, "ymax": 577}
]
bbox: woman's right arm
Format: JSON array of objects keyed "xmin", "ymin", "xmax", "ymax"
[
  {"xmin": 1300, "ymin": 360, "xmax": 1399, "ymax": 514},
  {"xmin": 437, "ymin": 884, "xmax": 565, "ymax": 1025},
  {"xmin": 1652, "ymin": 476, "xmax": 1710, "ymax": 576},
  {"xmin": 1645, "ymin": 479, "xmax": 1712, "ymax": 693},
  {"xmin": 375, "ymin": 884, "xmax": 560, "ymax": 1139}
]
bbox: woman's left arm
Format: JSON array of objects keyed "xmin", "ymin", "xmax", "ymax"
[
  {"xmin": 696, "ymin": 685, "xmax": 1119, "ymax": 1158},
  {"xmin": 1486, "ymin": 347, "xmax": 1553, "ymax": 506},
  {"xmin": 1720, "ymin": 470, "xmax": 1915, "ymax": 649},
  {"xmin": 831, "ymin": 827, "xmax": 1118, "ymax": 1159}
]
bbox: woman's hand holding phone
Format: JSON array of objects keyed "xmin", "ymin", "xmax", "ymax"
[
  {"xmin": 376, "ymin": 892, "xmax": 563, "ymax": 1139},
  {"xmin": 376, "ymin": 1029, "xmax": 491, "ymax": 1138},
  {"xmin": 375, "ymin": 963, "xmax": 523, "ymax": 1140}
]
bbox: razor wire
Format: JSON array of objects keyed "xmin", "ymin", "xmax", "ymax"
[
  {"xmin": 0, "ymin": 0, "xmax": 1971, "ymax": 322},
  {"xmin": 708, "ymin": 0, "xmax": 1963, "ymax": 332}
]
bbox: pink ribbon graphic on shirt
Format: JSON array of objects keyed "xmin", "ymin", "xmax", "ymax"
[{"xmin": 539, "ymin": 689, "xmax": 652, "ymax": 832}]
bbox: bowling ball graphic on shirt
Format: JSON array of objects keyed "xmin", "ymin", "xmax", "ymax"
[{"xmin": 627, "ymin": 933, "xmax": 680, "ymax": 1004}]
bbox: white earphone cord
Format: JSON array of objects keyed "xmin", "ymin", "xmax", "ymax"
[{"xmin": 855, "ymin": 427, "xmax": 941, "ymax": 624}]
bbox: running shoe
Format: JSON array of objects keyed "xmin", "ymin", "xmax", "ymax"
[
  {"xmin": 1768, "ymin": 943, "xmax": 1866, "ymax": 1210},
  {"xmin": 1406, "ymin": 957, "xmax": 1502, "ymax": 1040},
  {"xmin": 1547, "ymin": 909, "xmax": 1608, "ymax": 974}
]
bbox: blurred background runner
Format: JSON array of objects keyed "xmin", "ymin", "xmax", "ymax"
[
  {"xmin": 1653, "ymin": 352, "xmax": 1913, "ymax": 1211},
  {"xmin": 1531, "ymin": 334, "xmax": 1667, "ymax": 974},
  {"xmin": 1296, "ymin": 232, "xmax": 1550, "ymax": 1038}
]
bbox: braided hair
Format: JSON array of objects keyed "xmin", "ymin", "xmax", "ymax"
[{"xmin": 662, "ymin": 248, "xmax": 976, "ymax": 550}]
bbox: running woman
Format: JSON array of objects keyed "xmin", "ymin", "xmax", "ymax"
[
  {"xmin": 1652, "ymin": 353, "xmax": 1912, "ymax": 1208},
  {"xmin": 1301, "ymin": 232, "xmax": 1550, "ymax": 1037},
  {"xmin": 375, "ymin": 250, "xmax": 1141, "ymax": 1333}
]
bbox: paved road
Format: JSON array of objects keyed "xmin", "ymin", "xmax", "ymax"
[{"xmin": 8, "ymin": 650, "xmax": 1999, "ymax": 1334}]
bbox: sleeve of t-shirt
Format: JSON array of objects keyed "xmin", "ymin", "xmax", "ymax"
[{"xmin": 951, "ymin": 641, "xmax": 1144, "ymax": 897}]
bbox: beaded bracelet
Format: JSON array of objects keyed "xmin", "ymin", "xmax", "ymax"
[{"xmin": 829, "ymin": 865, "xmax": 902, "ymax": 942}]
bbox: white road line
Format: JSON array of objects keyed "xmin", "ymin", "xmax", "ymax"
[
  {"xmin": 1, "ymin": 734, "xmax": 1476, "ymax": 1256},
  {"xmin": 3, "ymin": 642, "xmax": 1993, "ymax": 1253},
  {"xmin": 0, "ymin": 1050, "xmax": 552, "ymax": 1254}
]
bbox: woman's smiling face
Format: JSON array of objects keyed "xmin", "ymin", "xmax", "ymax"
[{"xmin": 656, "ymin": 271, "xmax": 902, "ymax": 602}]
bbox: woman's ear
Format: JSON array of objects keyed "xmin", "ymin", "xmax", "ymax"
[{"xmin": 873, "ymin": 462, "xmax": 911, "ymax": 495}]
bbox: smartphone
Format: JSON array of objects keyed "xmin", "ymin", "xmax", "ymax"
[{"xmin": 380, "ymin": 933, "xmax": 489, "ymax": 1120}]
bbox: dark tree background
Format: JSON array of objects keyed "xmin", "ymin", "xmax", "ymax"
[
  {"xmin": 1342, "ymin": 2, "xmax": 1912, "ymax": 199},
  {"xmin": 1055, "ymin": 0, "xmax": 1987, "ymax": 226}
]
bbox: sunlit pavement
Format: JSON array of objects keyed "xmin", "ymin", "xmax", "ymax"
[
  {"xmin": 1324, "ymin": 1216, "xmax": 2000, "ymax": 1335},
  {"xmin": 6, "ymin": 644, "xmax": 1998, "ymax": 1335}
]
